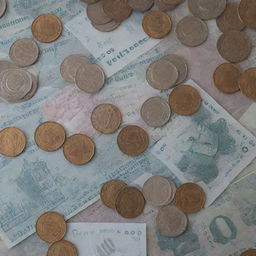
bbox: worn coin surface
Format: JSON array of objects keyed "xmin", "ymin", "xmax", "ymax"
[
  {"xmin": 213, "ymin": 63, "xmax": 242, "ymax": 94},
  {"xmin": 0, "ymin": 0, "xmax": 7, "ymax": 18},
  {"xmin": 115, "ymin": 186, "xmax": 145, "ymax": 218},
  {"xmin": 217, "ymin": 31, "xmax": 251, "ymax": 63},
  {"xmin": 142, "ymin": 11, "xmax": 172, "ymax": 39},
  {"xmin": 156, "ymin": 205, "xmax": 188, "ymax": 237},
  {"xmin": 175, "ymin": 183, "xmax": 206, "ymax": 213},
  {"xmin": 20, "ymin": 72, "xmax": 39, "ymax": 101},
  {"xmin": 140, "ymin": 97, "xmax": 171, "ymax": 127},
  {"xmin": 91, "ymin": 104, "xmax": 122, "ymax": 134},
  {"xmin": 240, "ymin": 249, "xmax": 256, "ymax": 256},
  {"xmin": 169, "ymin": 85, "xmax": 202, "ymax": 115},
  {"xmin": 239, "ymin": 0, "xmax": 256, "ymax": 30},
  {"xmin": 87, "ymin": 1, "xmax": 112, "ymax": 25},
  {"xmin": 47, "ymin": 240, "xmax": 78, "ymax": 256},
  {"xmin": 100, "ymin": 180, "xmax": 127, "ymax": 208},
  {"xmin": 176, "ymin": 16, "xmax": 208, "ymax": 47},
  {"xmin": 128, "ymin": 0, "xmax": 153, "ymax": 12},
  {"xmin": 117, "ymin": 125, "xmax": 149, "ymax": 156},
  {"xmin": 36, "ymin": 212, "xmax": 66, "ymax": 243},
  {"xmin": 35, "ymin": 121, "xmax": 66, "ymax": 152},
  {"xmin": 154, "ymin": 0, "xmax": 177, "ymax": 12},
  {"xmin": 63, "ymin": 134, "xmax": 95, "ymax": 165},
  {"xmin": 91, "ymin": 20, "xmax": 121, "ymax": 32},
  {"xmin": 239, "ymin": 68, "xmax": 256, "ymax": 99},
  {"xmin": 0, "ymin": 127, "xmax": 26, "ymax": 157},
  {"xmin": 32, "ymin": 14, "xmax": 63, "ymax": 43}
]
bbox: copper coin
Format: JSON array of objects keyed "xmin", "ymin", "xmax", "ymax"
[
  {"xmin": 128, "ymin": 0, "xmax": 153, "ymax": 12},
  {"xmin": 239, "ymin": 0, "xmax": 256, "ymax": 30},
  {"xmin": 117, "ymin": 125, "xmax": 149, "ymax": 156},
  {"xmin": 32, "ymin": 14, "xmax": 63, "ymax": 43},
  {"xmin": 36, "ymin": 212, "xmax": 67, "ymax": 243},
  {"xmin": 239, "ymin": 68, "xmax": 256, "ymax": 99},
  {"xmin": 213, "ymin": 63, "xmax": 242, "ymax": 94},
  {"xmin": 34, "ymin": 121, "xmax": 66, "ymax": 152},
  {"xmin": 217, "ymin": 31, "xmax": 252, "ymax": 63},
  {"xmin": 0, "ymin": 127, "xmax": 26, "ymax": 157},
  {"xmin": 63, "ymin": 134, "xmax": 95, "ymax": 165},
  {"xmin": 154, "ymin": 0, "xmax": 177, "ymax": 12},
  {"xmin": 169, "ymin": 85, "xmax": 202, "ymax": 116},
  {"xmin": 91, "ymin": 104, "xmax": 122, "ymax": 134},
  {"xmin": 87, "ymin": 1, "xmax": 112, "ymax": 25},
  {"xmin": 115, "ymin": 186, "xmax": 145, "ymax": 218},
  {"xmin": 100, "ymin": 179, "xmax": 127, "ymax": 209},
  {"xmin": 47, "ymin": 240, "xmax": 78, "ymax": 256},
  {"xmin": 241, "ymin": 249, "xmax": 256, "ymax": 256},
  {"xmin": 142, "ymin": 11, "xmax": 172, "ymax": 39},
  {"xmin": 174, "ymin": 183, "xmax": 206, "ymax": 214}
]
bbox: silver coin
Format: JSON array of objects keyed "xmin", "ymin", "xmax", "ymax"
[
  {"xmin": 91, "ymin": 20, "xmax": 121, "ymax": 32},
  {"xmin": 141, "ymin": 97, "xmax": 171, "ymax": 127},
  {"xmin": 0, "ymin": 0, "xmax": 7, "ymax": 18},
  {"xmin": 146, "ymin": 59, "xmax": 178, "ymax": 90},
  {"xmin": 128, "ymin": 0, "xmax": 153, "ymax": 12},
  {"xmin": 60, "ymin": 54, "xmax": 91, "ymax": 84},
  {"xmin": 176, "ymin": 16, "xmax": 208, "ymax": 47},
  {"xmin": 0, "ymin": 60, "xmax": 17, "ymax": 73},
  {"xmin": 21, "ymin": 72, "xmax": 38, "ymax": 101},
  {"xmin": 188, "ymin": 0, "xmax": 227, "ymax": 20},
  {"xmin": 87, "ymin": 1, "xmax": 112, "ymax": 25},
  {"xmin": 9, "ymin": 38, "xmax": 40, "ymax": 67},
  {"xmin": 75, "ymin": 63, "xmax": 105, "ymax": 94},
  {"xmin": 154, "ymin": 0, "xmax": 177, "ymax": 12},
  {"xmin": 156, "ymin": 205, "xmax": 188, "ymax": 237}
]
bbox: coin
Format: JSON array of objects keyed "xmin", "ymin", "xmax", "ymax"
[
  {"xmin": 0, "ymin": 127, "xmax": 26, "ymax": 157},
  {"xmin": 20, "ymin": 72, "xmax": 39, "ymax": 101},
  {"xmin": 163, "ymin": 0, "xmax": 181, "ymax": 4},
  {"xmin": 91, "ymin": 104, "xmax": 122, "ymax": 134},
  {"xmin": 32, "ymin": 14, "xmax": 63, "ymax": 43},
  {"xmin": 128, "ymin": 0, "xmax": 153, "ymax": 12},
  {"xmin": 239, "ymin": 0, "xmax": 256, "ymax": 30},
  {"xmin": 60, "ymin": 54, "xmax": 91, "ymax": 84},
  {"xmin": 213, "ymin": 63, "xmax": 242, "ymax": 94},
  {"xmin": 217, "ymin": 31, "xmax": 252, "ymax": 63},
  {"xmin": 117, "ymin": 125, "xmax": 149, "ymax": 156},
  {"xmin": 169, "ymin": 84, "xmax": 202, "ymax": 116},
  {"xmin": 63, "ymin": 134, "xmax": 95, "ymax": 165},
  {"xmin": 81, "ymin": 0, "xmax": 99, "ymax": 3},
  {"xmin": 238, "ymin": 68, "xmax": 256, "ymax": 99},
  {"xmin": 140, "ymin": 97, "xmax": 171, "ymax": 127},
  {"xmin": 188, "ymin": 0, "xmax": 227, "ymax": 20},
  {"xmin": 0, "ymin": 0, "xmax": 7, "ymax": 18},
  {"xmin": 143, "ymin": 176, "xmax": 176, "ymax": 206},
  {"xmin": 156, "ymin": 205, "xmax": 188, "ymax": 237},
  {"xmin": 100, "ymin": 179, "xmax": 127, "ymax": 208},
  {"xmin": 36, "ymin": 211, "xmax": 66, "ymax": 243},
  {"xmin": 75, "ymin": 63, "xmax": 105, "ymax": 94},
  {"xmin": 47, "ymin": 240, "xmax": 78, "ymax": 256},
  {"xmin": 176, "ymin": 16, "xmax": 208, "ymax": 47},
  {"xmin": 142, "ymin": 11, "xmax": 172, "ymax": 39},
  {"xmin": 241, "ymin": 249, "xmax": 256, "ymax": 256},
  {"xmin": 146, "ymin": 59, "xmax": 178, "ymax": 90},
  {"xmin": 9, "ymin": 38, "xmax": 40, "ymax": 67},
  {"xmin": 216, "ymin": 3, "xmax": 245, "ymax": 32},
  {"xmin": 87, "ymin": 1, "xmax": 112, "ymax": 25},
  {"xmin": 92, "ymin": 20, "xmax": 121, "ymax": 32},
  {"xmin": 154, "ymin": 0, "xmax": 177, "ymax": 12},
  {"xmin": 174, "ymin": 183, "xmax": 206, "ymax": 213},
  {"xmin": 115, "ymin": 186, "xmax": 145, "ymax": 218},
  {"xmin": 0, "ymin": 60, "xmax": 17, "ymax": 73}
]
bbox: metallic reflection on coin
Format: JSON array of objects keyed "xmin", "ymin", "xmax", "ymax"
[
  {"xmin": 0, "ymin": 0, "xmax": 7, "ymax": 18},
  {"xmin": 154, "ymin": 0, "xmax": 177, "ymax": 12},
  {"xmin": 87, "ymin": 1, "xmax": 112, "ymax": 25},
  {"xmin": 47, "ymin": 240, "xmax": 78, "ymax": 256},
  {"xmin": 239, "ymin": 68, "xmax": 256, "ymax": 100},
  {"xmin": 128, "ymin": 0, "xmax": 153, "ymax": 12},
  {"xmin": 240, "ymin": 249, "xmax": 256, "ymax": 256},
  {"xmin": 91, "ymin": 20, "xmax": 121, "ymax": 32},
  {"xmin": 239, "ymin": 0, "xmax": 256, "ymax": 30}
]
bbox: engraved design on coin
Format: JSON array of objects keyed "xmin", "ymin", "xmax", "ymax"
[
  {"xmin": 238, "ymin": 0, "xmax": 256, "ymax": 30},
  {"xmin": 128, "ymin": 0, "xmax": 153, "ymax": 12},
  {"xmin": 238, "ymin": 68, "xmax": 256, "ymax": 100},
  {"xmin": 47, "ymin": 240, "xmax": 78, "ymax": 256},
  {"xmin": 87, "ymin": 1, "xmax": 112, "ymax": 25},
  {"xmin": 0, "ymin": 0, "xmax": 7, "ymax": 18}
]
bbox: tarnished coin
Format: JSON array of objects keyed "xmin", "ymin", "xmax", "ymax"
[
  {"xmin": 117, "ymin": 125, "xmax": 149, "ymax": 156},
  {"xmin": 100, "ymin": 180, "xmax": 127, "ymax": 208},
  {"xmin": 63, "ymin": 134, "xmax": 95, "ymax": 165},
  {"xmin": 176, "ymin": 16, "xmax": 208, "ymax": 47},
  {"xmin": 154, "ymin": 0, "xmax": 177, "ymax": 12},
  {"xmin": 143, "ymin": 176, "xmax": 176, "ymax": 206},
  {"xmin": 213, "ymin": 63, "xmax": 242, "ymax": 94},
  {"xmin": 169, "ymin": 85, "xmax": 202, "ymax": 116},
  {"xmin": 32, "ymin": 14, "xmax": 63, "ymax": 43},
  {"xmin": 241, "ymin": 249, "xmax": 256, "ymax": 256},
  {"xmin": 75, "ymin": 63, "xmax": 105, "ymax": 94},
  {"xmin": 156, "ymin": 205, "xmax": 188, "ymax": 237},
  {"xmin": 0, "ymin": 60, "xmax": 17, "ymax": 73},
  {"xmin": 142, "ymin": 11, "xmax": 172, "ymax": 39},
  {"xmin": 175, "ymin": 183, "xmax": 206, "ymax": 214},
  {"xmin": 91, "ymin": 20, "xmax": 121, "ymax": 32},
  {"xmin": 217, "ymin": 31, "xmax": 252, "ymax": 63},
  {"xmin": 36, "ymin": 212, "xmax": 66, "ymax": 243},
  {"xmin": 128, "ymin": 0, "xmax": 153, "ymax": 12},
  {"xmin": 239, "ymin": 0, "xmax": 256, "ymax": 30},
  {"xmin": 60, "ymin": 54, "xmax": 91, "ymax": 84},
  {"xmin": 140, "ymin": 97, "xmax": 171, "ymax": 127},
  {"xmin": 91, "ymin": 104, "xmax": 122, "ymax": 134},
  {"xmin": 9, "ymin": 38, "xmax": 40, "ymax": 67},
  {"xmin": 47, "ymin": 240, "xmax": 78, "ymax": 256},
  {"xmin": 238, "ymin": 68, "xmax": 256, "ymax": 99},
  {"xmin": 216, "ymin": 3, "xmax": 245, "ymax": 32},
  {"xmin": 115, "ymin": 186, "xmax": 145, "ymax": 218},
  {"xmin": 35, "ymin": 121, "xmax": 66, "ymax": 152},
  {"xmin": 146, "ymin": 59, "xmax": 178, "ymax": 90},
  {"xmin": 188, "ymin": 0, "xmax": 227, "ymax": 20},
  {"xmin": 0, "ymin": 0, "xmax": 7, "ymax": 18},
  {"xmin": 0, "ymin": 127, "xmax": 26, "ymax": 157},
  {"xmin": 87, "ymin": 1, "xmax": 112, "ymax": 25}
]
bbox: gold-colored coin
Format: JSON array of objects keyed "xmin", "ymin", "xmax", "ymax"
[
  {"xmin": 241, "ymin": 249, "xmax": 256, "ymax": 256},
  {"xmin": 100, "ymin": 179, "xmax": 127, "ymax": 209},
  {"xmin": 239, "ymin": 0, "xmax": 256, "ymax": 30},
  {"xmin": 0, "ymin": 127, "xmax": 26, "ymax": 157},
  {"xmin": 36, "ymin": 212, "xmax": 67, "ymax": 243},
  {"xmin": 34, "ymin": 121, "xmax": 66, "ymax": 152},
  {"xmin": 239, "ymin": 68, "xmax": 256, "ymax": 99},
  {"xmin": 169, "ymin": 85, "xmax": 202, "ymax": 116},
  {"xmin": 63, "ymin": 134, "xmax": 95, "ymax": 165},
  {"xmin": 32, "ymin": 14, "xmax": 63, "ymax": 43},
  {"xmin": 142, "ymin": 11, "xmax": 172, "ymax": 39},
  {"xmin": 47, "ymin": 240, "xmax": 78, "ymax": 256}
]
